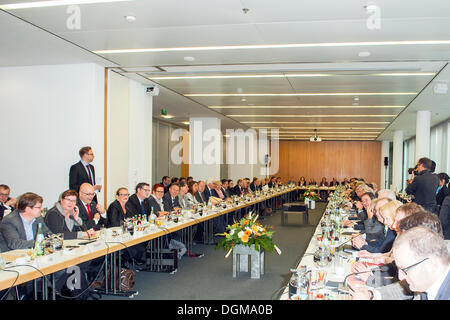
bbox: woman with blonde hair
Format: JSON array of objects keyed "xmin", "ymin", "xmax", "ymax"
[{"xmin": 378, "ymin": 200, "xmax": 403, "ymax": 230}]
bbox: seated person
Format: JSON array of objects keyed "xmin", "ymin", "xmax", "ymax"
[
  {"xmin": 148, "ymin": 184, "xmax": 169, "ymax": 217},
  {"xmin": 45, "ymin": 190, "xmax": 96, "ymax": 240},
  {"xmin": 352, "ymin": 200, "xmax": 402, "ymax": 254},
  {"xmin": 0, "ymin": 184, "xmax": 17, "ymax": 220},
  {"xmin": 126, "ymin": 182, "xmax": 151, "ymax": 216},
  {"xmin": 77, "ymin": 183, "xmax": 106, "ymax": 230},
  {"xmin": 185, "ymin": 181, "xmax": 199, "ymax": 209},
  {"xmin": 0, "ymin": 192, "xmax": 51, "ymax": 250},
  {"xmin": 195, "ymin": 181, "xmax": 207, "ymax": 204},
  {"xmin": 319, "ymin": 177, "xmax": 329, "ymax": 200},
  {"xmin": 106, "ymin": 187, "xmax": 133, "ymax": 227},
  {"xmin": 107, "ymin": 187, "xmax": 146, "ymax": 265}
]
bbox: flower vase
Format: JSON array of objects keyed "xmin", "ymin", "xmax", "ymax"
[
  {"xmin": 310, "ymin": 200, "xmax": 316, "ymax": 210},
  {"xmin": 305, "ymin": 197, "xmax": 310, "ymax": 208},
  {"xmin": 232, "ymin": 244, "xmax": 265, "ymax": 279}
]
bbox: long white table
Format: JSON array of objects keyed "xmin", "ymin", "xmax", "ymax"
[
  {"xmin": 0, "ymin": 187, "xmax": 299, "ymax": 298},
  {"xmin": 279, "ymin": 208, "xmax": 358, "ymax": 300}
]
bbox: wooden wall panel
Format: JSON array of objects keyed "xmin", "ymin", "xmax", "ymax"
[{"xmin": 273, "ymin": 141, "xmax": 381, "ymax": 186}]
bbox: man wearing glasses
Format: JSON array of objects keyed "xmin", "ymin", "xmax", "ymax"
[
  {"xmin": 126, "ymin": 182, "xmax": 151, "ymax": 216},
  {"xmin": 77, "ymin": 183, "xmax": 106, "ymax": 230},
  {"xmin": 0, "ymin": 184, "xmax": 16, "ymax": 220},
  {"xmin": 69, "ymin": 146, "xmax": 102, "ymax": 203},
  {"xmin": 392, "ymin": 226, "xmax": 449, "ymax": 300}
]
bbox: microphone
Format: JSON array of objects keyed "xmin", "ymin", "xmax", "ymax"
[
  {"xmin": 69, "ymin": 214, "xmax": 90, "ymax": 239},
  {"xmin": 335, "ymin": 233, "xmax": 363, "ymax": 249},
  {"xmin": 343, "ymin": 265, "xmax": 390, "ymax": 287}
]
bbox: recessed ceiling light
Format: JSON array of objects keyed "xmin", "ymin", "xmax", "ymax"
[
  {"xmin": 185, "ymin": 92, "xmax": 415, "ymax": 97},
  {"xmin": 124, "ymin": 15, "xmax": 136, "ymax": 22},
  {"xmin": 354, "ymin": 97, "xmax": 360, "ymax": 101},
  {"xmin": 358, "ymin": 51, "xmax": 371, "ymax": 57},
  {"xmin": 181, "ymin": 121, "xmax": 190, "ymax": 125},
  {"xmin": 93, "ymin": 40, "xmax": 450, "ymax": 55},
  {"xmin": 241, "ymin": 98, "xmax": 247, "ymax": 102},
  {"xmin": 183, "ymin": 56, "xmax": 195, "ymax": 62},
  {"xmin": 161, "ymin": 115, "xmax": 174, "ymax": 119},
  {"xmin": 209, "ymin": 105, "xmax": 403, "ymax": 109},
  {"xmin": 0, "ymin": 0, "xmax": 132, "ymax": 10}
]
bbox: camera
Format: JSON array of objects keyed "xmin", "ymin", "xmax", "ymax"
[
  {"xmin": 146, "ymin": 86, "xmax": 160, "ymax": 96},
  {"xmin": 408, "ymin": 165, "xmax": 418, "ymax": 175}
]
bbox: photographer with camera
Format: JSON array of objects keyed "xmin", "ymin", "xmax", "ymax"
[{"xmin": 405, "ymin": 157, "xmax": 440, "ymax": 214}]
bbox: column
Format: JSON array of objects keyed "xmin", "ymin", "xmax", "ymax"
[
  {"xmin": 415, "ymin": 110, "xmax": 431, "ymax": 161},
  {"xmin": 380, "ymin": 140, "xmax": 390, "ymax": 190},
  {"xmin": 189, "ymin": 117, "xmax": 222, "ymax": 181},
  {"xmin": 392, "ymin": 130, "xmax": 403, "ymax": 192}
]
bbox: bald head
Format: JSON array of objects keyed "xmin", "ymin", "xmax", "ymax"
[{"xmin": 79, "ymin": 183, "xmax": 95, "ymax": 204}]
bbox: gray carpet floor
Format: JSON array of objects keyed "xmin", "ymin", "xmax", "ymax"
[{"xmin": 104, "ymin": 202, "xmax": 326, "ymax": 300}]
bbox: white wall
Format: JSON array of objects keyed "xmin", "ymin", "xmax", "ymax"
[
  {"xmin": 0, "ymin": 63, "xmax": 104, "ymax": 208},
  {"xmin": 107, "ymin": 71, "xmax": 152, "ymax": 204}
]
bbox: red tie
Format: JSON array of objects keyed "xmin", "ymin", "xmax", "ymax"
[{"xmin": 86, "ymin": 203, "xmax": 92, "ymax": 220}]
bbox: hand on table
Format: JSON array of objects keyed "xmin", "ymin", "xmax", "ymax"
[
  {"xmin": 351, "ymin": 236, "xmax": 367, "ymax": 249},
  {"xmin": 349, "ymin": 285, "xmax": 373, "ymax": 300},
  {"xmin": 357, "ymin": 250, "xmax": 374, "ymax": 259},
  {"xmin": 344, "ymin": 220, "xmax": 354, "ymax": 227}
]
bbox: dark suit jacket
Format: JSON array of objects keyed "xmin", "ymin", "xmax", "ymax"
[
  {"xmin": 329, "ymin": 181, "xmax": 340, "ymax": 186},
  {"xmin": 0, "ymin": 210, "xmax": 51, "ymax": 250},
  {"xmin": 69, "ymin": 161, "xmax": 96, "ymax": 192},
  {"xmin": 361, "ymin": 228, "xmax": 397, "ymax": 253},
  {"xmin": 162, "ymin": 192, "xmax": 180, "ymax": 212},
  {"xmin": 436, "ymin": 185, "xmax": 450, "ymax": 207},
  {"xmin": 45, "ymin": 206, "xmax": 84, "ymax": 240},
  {"xmin": 195, "ymin": 191, "xmax": 206, "ymax": 204},
  {"xmin": 223, "ymin": 187, "xmax": 232, "ymax": 198},
  {"xmin": 0, "ymin": 201, "xmax": 14, "ymax": 221},
  {"xmin": 76, "ymin": 198, "xmax": 106, "ymax": 230},
  {"xmin": 148, "ymin": 196, "xmax": 163, "ymax": 214},
  {"xmin": 406, "ymin": 170, "xmax": 440, "ymax": 212},
  {"xmin": 203, "ymin": 187, "xmax": 211, "ymax": 203},
  {"xmin": 126, "ymin": 194, "xmax": 151, "ymax": 216},
  {"xmin": 233, "ymin": 185, "xmax": 244, "ymax": 196},
  {"xmin": 210, "ymin": 188, "xmax": 220, "ymax": 199},
  {"xmin": 435, "ymin": 271, "xmax": 450, "ymax": 300},
  {"xmin": 106, "ymin": 200, "xmax": 133, "ymax": 228},
  {"xmin": 439, "ymin": 195, "xmax": 450, "ymax": 240}
]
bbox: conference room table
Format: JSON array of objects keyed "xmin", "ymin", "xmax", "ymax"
[
  {"xmin": 0, "ymin": 186, "xmax": 299, "ymax": 299},
  {"xmin": 279, "ymin": 208, "xmax": 358, "ymax": 300}
]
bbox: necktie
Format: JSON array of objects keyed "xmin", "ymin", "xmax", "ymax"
[
  {"xmin": 86, "ymin": 203, "xmax": 92, "ymax": 220},
  {"xmin": 172, "ymin": 198, "xmax": 176, "ymax": 207},
  {"xmin": 86, "ymin": 165, "xmax": 93, "ymax": 185},
  {"xmin": 140, "ymin": 200, "xmax": 145, "ymax": 214}
]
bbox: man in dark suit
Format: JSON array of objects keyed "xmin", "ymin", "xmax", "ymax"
[
  {"xmin": 0, "ymin": 192, "xmax": 51, "ymax": 250},
  {"xmin": 77, "ymin": 183, "xmax": 106, "ymax": 230},
  {"xmin": 233, "ymin": 179, "xmax": 245, "ymax": 196},
  {"xmin": 439, "ymin": 194, "xmax": 450, "ymax": 240},
  {"xmin": 126, "ymin": 182, "xmax": 151, "ymax": 216},
  {"xmin": 436, "ymin": 173, "xmax": 450, "ymax": 208},
  {"xmin": 161, "ymin": 176, "xmax": 171, "ymax": 194},
  {"xmin": 69, "ymin": 146, "xmax": 102, "ymax": 203},
  {"xmin": 393, "ymin": 226, "xmax": 450, "ymax": 300},
  {"xmin": 0, "ymin": 184, "xmax": 16, "ymax": 221},
  {"xmin": 195, "ymin": 181, "xmax": 207, "ymax": 204},
  {"xmin": 406, "ymin": 157, "xmax": 440, "ymax": 214},
  {"xmin": 162, "ymin": 183, "xmax": 181, "ymax": 212}
]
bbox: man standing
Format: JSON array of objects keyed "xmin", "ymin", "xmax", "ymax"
[
  {"xmin": 161, "ymin": 176, "xmax": 171, "ymax": 193},
  {"xmin": 406, "ymin": 157, "xmax": 440, "ymax": 214},
  {"xmin": 0, "ymin": 184, "xmax": 16, "ymax": 220},
  {"xmin": 126, "ymin": 183, "xmax": 151, "ymax": 215},
  {"xmin": 69, "ymin": 146, "xmax": 102, "ymax": 202},
  {"xmin": 77, "ymin": 183, "xmax": 107, "ymax": 230}
]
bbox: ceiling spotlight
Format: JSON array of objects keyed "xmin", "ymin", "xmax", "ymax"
[
  {"xmin": 241, "ymin": 98, "xmax": 247, "ymax": 102},
  {"xmin": 183, "ymin": 56, "xmax": 195, "ymax": 62},
  {"xmin": 365, "ymin": 4, "xmax": 378, "ymax": 12},
  {"xmin": 124, "ymin": 15, "xmax": 136, "ymax": 22},
  {"xmin": 354, "ymin": 96, "xmax": 360, "ymax": 101},
  {"xmin": 358, "ymin": 51, "xmax": 371, "ymax": 57}
]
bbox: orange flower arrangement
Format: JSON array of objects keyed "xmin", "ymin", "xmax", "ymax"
[{"xmin": 216, "ymin": 211, "xmax": 281, "ymax": 257}]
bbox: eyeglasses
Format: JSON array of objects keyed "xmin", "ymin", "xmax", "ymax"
[
  {"xmin": 155, "ymin": 190, "xmax": 164, "ymax": 193},
  {"xmin": 63, "ymin": 198, "xmax": 77, "ymax": 203},
  {"xmin": 87, "ymin": 153, "xmax": 94, "ymax": 156},
  {"xmin": 119, "ymin": 193, "xmax": 130, "ymax": 197},
  {"xmin": 142, "ymin": 188, "xmax": 151, "ymax": 192},
  {"xmin": 33, "ymin": 205, "xmax": 42, "ymax": 210},
  {"xmin": 0, "ymin": 193, "xmax": 9, "ymax": 197},
  {"xmin": 398, "ymin": 258, "xmax": 429, "ymax": 276},
  {"xmin": 81, "ymin": 192, "xmax": 95, "ymax": 196}
]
